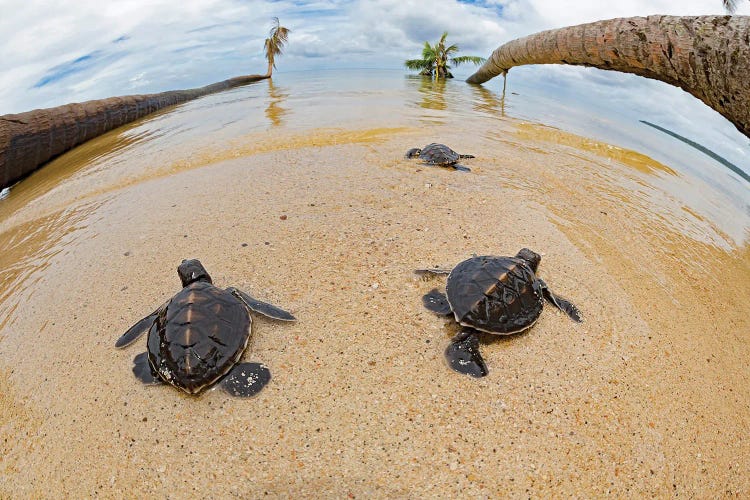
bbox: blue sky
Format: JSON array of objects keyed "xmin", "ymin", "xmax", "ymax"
[{"xmin": 0, "ymin": 0, "xmax": 747, "ymax": 114}]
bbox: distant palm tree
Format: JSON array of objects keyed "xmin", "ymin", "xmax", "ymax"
[
  {"xmin": 264, "ymin": 17, "xmax": 290, "ymax": 77},
  {"xmin": 405, "ymin": 32, "xmax": 485, "ymax": 79}
]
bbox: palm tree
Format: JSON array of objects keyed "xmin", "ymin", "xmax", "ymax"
[
  {"xmin": 466, "ymin": 15, "xmax": 750, "ymax": 139},
  {"xmin": 264, "ymin": 17, "xmax": 290, "ymax": 77},
  {"xmin": 405, "ymin": 32, "xmax": 485, "ymax": 79}
]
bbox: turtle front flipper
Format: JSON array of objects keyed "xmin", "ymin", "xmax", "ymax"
[
  {"xmin": 228, "ymin": 287, "xmax": 296, "ymax": 321},
  {"xmin": 453, "ymin": 164, "xmax": 471, "ymax": 172},
  {"xmin": 221, "ymin": 362, "xmax": 271, "ymax": 397},
  {"xmin": 538, "ymin": 279, "xmax": 582, "ymax": 323},
  {"xmin": 132, "ymin": 352, "xmax": 163, "ymax": 385},
  {"xmin": 445, "ymin": 330, "xmax": 488, "ymax": 377},
  {"xmin": 422, "ymin": 288, "xmax": 452, "ymax": 315},
  {"xmin": 458, "ymin": 153, "xmax": 475, "ymax": 159},
  {"xmin": 115, "ymin": 302, "xmax": 167, "ymax": 348}
]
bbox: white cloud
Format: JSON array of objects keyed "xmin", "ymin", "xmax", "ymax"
[{"xmin": 0, "ymin": 0, "xmax": 748, "ymax": 113}]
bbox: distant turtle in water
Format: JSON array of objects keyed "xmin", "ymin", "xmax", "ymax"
[
  {"xmin": 405, "ymin": 143, "xmax": 474, "ymax": 171},
  {"xmin": 115, "ymin": 259, "xmax": 295, "ymax": 397},
  {"xmin": 416, "ymin": 248, "xmax": 582, "ymax": 377}
]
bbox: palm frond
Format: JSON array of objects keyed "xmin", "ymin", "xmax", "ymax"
[
  {"xmin": 265, "ymin": 17, "xmax": 291, "ymax": 69},
  {"xmin": 723, "ymin": 0, "xmax": 738, "ymax": 12},
  {"xmin": 404, "ymin": 59, "xmax": 432, "ymax": 70},
  {"xmin": 451, "ymin": 55, "xmax": 486, "ymax": 66}
]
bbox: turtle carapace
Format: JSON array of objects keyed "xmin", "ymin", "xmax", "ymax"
[
  {"xmin": 417, "ymin": 248, "xmax": 581, "ymax": 377},
  {"xmin": 115, "ymin": 259, "xmax": 295, "ymax": 397}
]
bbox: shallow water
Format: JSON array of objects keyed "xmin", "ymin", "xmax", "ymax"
[{"xmin": 0, "ymin": 69, "xmax": 748, "ymax": 496}]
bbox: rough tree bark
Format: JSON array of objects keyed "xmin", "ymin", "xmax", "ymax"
[
  {"xmin": 467, "ymin": 15, "xmax": 750, "ymax": 138},
  {"xmin": 0, "ymin": 74, "xmax": 268, "ymax": 190}
]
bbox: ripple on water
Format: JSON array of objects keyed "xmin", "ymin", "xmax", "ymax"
[
  {"xmin": 512, "ymin": 123, "xmax": 746, "ymax": 250},
  {"xmin": 0, "ymin": 200, "xmax": 104, "ymax": 335}
]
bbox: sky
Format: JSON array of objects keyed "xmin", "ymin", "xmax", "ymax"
[{"xmin": 0, "ymin": 0, "xmax": 748, "ymax": 114}]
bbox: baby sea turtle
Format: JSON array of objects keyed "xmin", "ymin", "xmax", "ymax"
[
  {"xmin": 115, "ymin": 259, "xmax": 295, "ymax": 397},
  {"xmin": 405, "ymin": 143, "xmax": 474, "ymax": 171},
  {"xmin": 416, "ymin": 248, "xmax": 581, "ymax": 377}
]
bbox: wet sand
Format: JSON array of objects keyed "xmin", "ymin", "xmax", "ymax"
[{"xmin": 0, "ymin": 95, "xmax": 748, "ymax": 497}]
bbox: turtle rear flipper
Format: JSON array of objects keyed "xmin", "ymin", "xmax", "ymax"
[
  {"xmin": 221, "ymin": 362, "xmax": 271, "ymax": 397},
  {"xmin": 115, "ymin": 302, "xmax": 167, "ymax": 348},
  {"xmin": 458, "ymin": 154, "xmax": 475, "ymax": 159},
  {"xmin": 538, "ymin": 279, "xmax": 582, "ymax": 323},
  {"xmin": 228, "ymin": 287, "xmax": 296, "ymax": 321},
  {"xmin": 445, "ymin": 330, "xmax": 488, "ymax": 377},
  {"xmin": 414, "ymin": 268, "xmax": 452, "ymax": 276},
  {"xmin": 132, "ymin": 352, "xmax": 163, "ymax": 385},
  {"xmin": 422, "ymin": 288, "xmax": 452, "ymax": 315},
  {"xmin": 453, "ymin": 164, "xmax": 471, "ymax": 172}
]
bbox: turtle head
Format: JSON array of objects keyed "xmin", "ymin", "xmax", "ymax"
[
  {"xmin": 178, "ymin": 259, "xmax": 212, "ymax": 286},
  {"xmin": 516, "ymin": 248, "xmax": 541, "ymax": 273},
  {"xmin": 405, "ymin": 148, "xmax": 422, "ymax": 159}
]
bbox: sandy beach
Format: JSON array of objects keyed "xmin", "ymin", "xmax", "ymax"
[{"xmin": 0, "ymin": 78, "xmax": 748, "ymax": 497}]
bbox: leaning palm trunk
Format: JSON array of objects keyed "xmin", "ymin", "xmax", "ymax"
[
  {"xmin": 0, "ymin": 74, "xmax": 267, "ymax": 189},
  {"xmin": 467, "ymin": 16, "xmax": 750, "ymax": 138}
]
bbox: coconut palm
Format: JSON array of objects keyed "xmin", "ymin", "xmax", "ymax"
[
  {"xmin": 405, "ymin": 32, "xmax": 485, "ymax": 79},
  {"xmin": 264, "ymin": 17, "xmax": 290, "ymax": 77}
]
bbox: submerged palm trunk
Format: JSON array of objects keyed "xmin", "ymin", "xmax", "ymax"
[{"xmin": 467, "ymin": 15, "xmax": 750, "ymax": 138}]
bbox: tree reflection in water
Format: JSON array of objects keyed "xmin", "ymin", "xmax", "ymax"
[{"xmin": 265, "ymin": 78, "xmax": 289, "ymax": 127}]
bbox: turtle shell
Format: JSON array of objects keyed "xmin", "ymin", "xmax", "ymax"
[
  {"xmin": 147, "ymin": 281, "xmax": 251, "ymax": 394},
  {"xmin": 446, "ymin": 255, "xmax": 544, "ymax": 334},
  {"xmin": 419, "ymin": 143, "xmax": 461, "ymax": 166}
]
